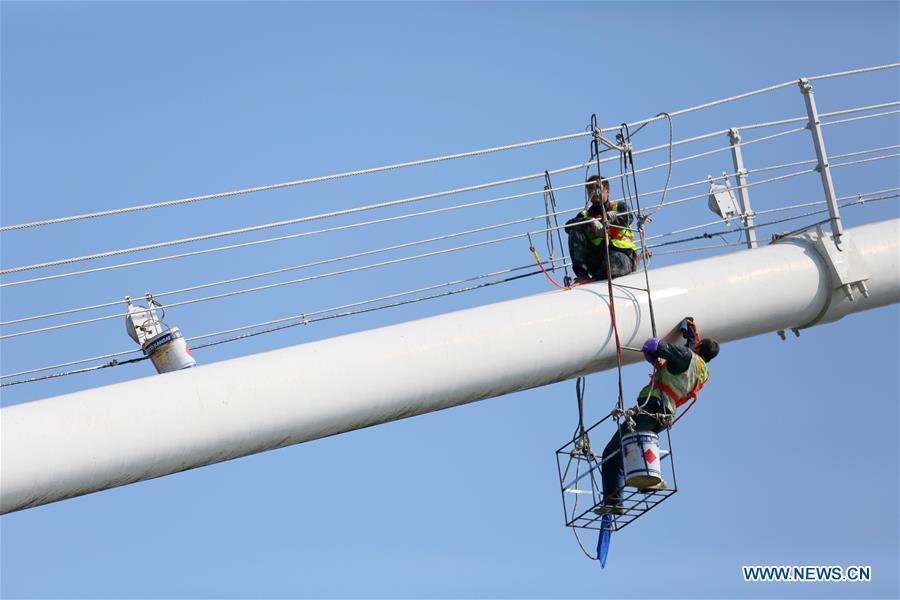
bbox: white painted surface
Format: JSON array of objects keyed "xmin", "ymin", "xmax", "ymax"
[{"xmin": 2, "ymin": 219, "xmax": 897, "ymax": 514}]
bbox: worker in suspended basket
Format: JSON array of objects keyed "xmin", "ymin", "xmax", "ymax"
[
  {"xmin": 565, "ymin": 174, "xmax": 638, "ymax": 284},
  {"xmin": 598, "ymin": 317, "xmax": 720, "ymax": 515}
]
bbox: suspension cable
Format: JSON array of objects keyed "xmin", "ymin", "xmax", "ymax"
[
  {"xmin": 0, "ymin": 213, "xmax": 571, "ymax": 340},
  {"xmin": 647, "ymin": 193, "xmax": 899, "ymax": 250},
  {"xmin": 821, "ymin": 109, "xmax": 900, "ymax": 128},
  {"xmin": 1, "ymin": 262, "xmax": 563, "ymax": 386},
  {"xmin": 0, "ymin": 132, "xmax": 593, "ymax": 233},
  {"xmin": 3, "ymin": 112, "xmax": 858, "ymax": 281},
  {"xmin": 4, "ymin": 64, "xmax": 894, "ymax": 236}
]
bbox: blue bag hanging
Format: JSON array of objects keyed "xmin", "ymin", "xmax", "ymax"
[{"xmin": 596, "ymin": 515, "xmax": 612, "ymax": 568}]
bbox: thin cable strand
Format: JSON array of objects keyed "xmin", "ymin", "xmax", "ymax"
[
  {"xmin": 5, "ymin": 64, "xmax": 895, "ymax": 233},
  {"xmin": 0, "ymin": 132, "xmax": 592, "ymax": 232}
]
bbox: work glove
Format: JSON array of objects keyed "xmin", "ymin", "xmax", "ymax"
[
  {"xmin": 587, "ymin": 203, "xmax": 604, "ymax": 218},
  {"xmin": 678, "ymin": 317, "xmax": 700, "ymax": 347},
  {"xmin": 642, "ymin": 337, "xmax": 660, "ymax": 365}
]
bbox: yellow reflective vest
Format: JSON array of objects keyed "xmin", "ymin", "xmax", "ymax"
[
  {"xmin": 581, "ymin": 202, "xmax": 637, "ymax": 252},
  {"xmin": 639, "ymin": 352, "xmax": 709, "ymax": 415}
]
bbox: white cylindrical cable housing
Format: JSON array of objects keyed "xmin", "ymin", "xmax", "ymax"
[{"xmin": 2, "ymin": 219, "xmax": 898, "ymax": 514}]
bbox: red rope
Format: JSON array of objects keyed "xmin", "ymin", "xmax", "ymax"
[
  {"xmin": 670, "ymin": 396, "xmax": 697, "ymax": 427},
  {"xmin": 529, "ymin": 247, "xmax": 570, "ymax": 290},
  {"xmin": 526, "ymin": 235, "xmax": 590, "ymax": 291}
]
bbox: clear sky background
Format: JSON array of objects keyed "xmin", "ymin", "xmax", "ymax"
[{"xmin": 1, "ymin": 1, "xmax": 898, "ymax": 598}]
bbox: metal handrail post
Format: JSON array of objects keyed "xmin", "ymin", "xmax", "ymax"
[
  {"xmin": 799, "ymin": 78, "xmax": 844, "ymax": 248},
  {"xmin": 728, "ymin": 128, "xmax": 758, "ymax": 248}
]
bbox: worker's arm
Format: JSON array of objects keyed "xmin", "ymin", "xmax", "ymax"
[
  {"xmin": 655, "ymin": 341, "xmax": 693, "ymax": 374},
  {"xmin": 586, "ymin": 204, "xmax": 606, "ymax": 237},
  {"xmin": 608, "ymin": 200, "xmax": 633, "ymax": 227}
]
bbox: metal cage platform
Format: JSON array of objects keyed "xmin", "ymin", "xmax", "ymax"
[{"xmin": 555, "ymin": 413, "xmax": 679, "ymax": 532}]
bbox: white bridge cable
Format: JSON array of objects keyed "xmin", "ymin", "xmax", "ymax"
[
  {"xmin": 646, "ymin": 188, "xmax": 900, "ymax": 242},
  {"xmin": 736, "ymin": 144, "xmax": 900, "ymax": 176},
  {"xmin": 0, "ymin": 121, "xmax": 815, "ymax": 279},
  {"xmin": 0, "ymin": 132, "xmax": 594, "ymax": 233},
  {"xmin": 615, "ymin": 63, "xmax": 899, "ymax": 131},
  {"xmin": 820, "ymin": 109, "xmax": 900, "ymax": 128},
  {"xmin": 646, "ymin": 193, "xmax": 899, "ymax": 251},
  {"xmin": 6, "ymin": 99, "xmax": 892, "ymax": 282},
  {"xmin": 0, "ymin": 260, "xmax": 567, "ymax": 384},
  {"xmin": 0, "ymin": 158, "xmax": 841, "ymax": 334},
  {"xmin": 4, "ymin": 169, "xmax": 897, "ymax": 342},
  {"xmin": 5, "ymin": 138, "xmax": 895, "ymax": 328},
  {"xmin": 0, "ymin": 131, "xmax": 736, "ymax": 278},
  {"xmin": 1, "ymin": 215, "xmax": 587, "ymax": 340},
  {"xmin": 645, "ymin": 151, "xmax": 898, "ymax": 221},
  {"xmin": 646, "ymin": 167, "xmax": 818, "ymax": 216},
  {"xmin": 0, "ymin": 163, "xmax": 597, "ymax": 276},
  {"xmin": 737, "ymin": 100, "xmax": 900, "ymax": 132},
  {"xmin": 3, "ymin": 64, "xmax": 896, "ymax": 234},
  {"xmin": 807, "ymin": 63, "xmax": 900, "ymax": 81},
  {"xmin": 830, "ymin": 152, "xmax": 900, "ymax": 169},
  {"xmin": 0, "ymin": 179, "xmax": 597, "ymax": 288}
]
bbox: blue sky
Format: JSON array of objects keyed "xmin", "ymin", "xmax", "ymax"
[{"xmin": 1, "ymin": 1, "xmax": 898, "ymax": 598}]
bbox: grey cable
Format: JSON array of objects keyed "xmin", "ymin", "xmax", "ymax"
[
  {"xmin": 0, "ymin": 132, "xmax": 592, "ymax": 232},
  {"xmin": 1, "ymin": 217, "xmax": 578, "ymax": 340},
  {"xmin": 0, "ymin": 163, "xmax": 595, "ymax": 276},
  {"xmin": 821, "ymin": 109, "xmax": 900, "ymax": 128},
  {"xmin": 5, "ymin": 64, "xmax": 894, "ymax": 233},
  {"xmin": 0, "ymin": 180, "xmax": 591, "ymax": 289},
  {"xmin": 2, "ymin": 261, "xmax": 567, "ymax": 385}
]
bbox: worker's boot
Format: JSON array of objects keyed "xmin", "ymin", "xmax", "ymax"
[
  {"xmin": 595, "ymin": 504, "xmax": 625, "ymax": 516},
  {"xmin": 594, "ymin": 500, "xmax": 625, "ymax": 516}
]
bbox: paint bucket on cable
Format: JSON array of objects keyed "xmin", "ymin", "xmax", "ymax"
[
  {"xmin": 142, "ymin": 327, "xmax": 196, "ymax": 373},
  {"xmin": 622, "ymin": 430, "xmax": 662, "ymax": 488}
]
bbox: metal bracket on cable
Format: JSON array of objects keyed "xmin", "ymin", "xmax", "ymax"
[{"xmin": 590, "ymin": 114, "xmax": 628, "ymax": 153}]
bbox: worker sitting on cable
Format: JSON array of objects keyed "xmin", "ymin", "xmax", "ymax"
[
  {"xmin": 565, "ymin": 174, "xmax": 638, "ymax": 284},
  {"xmin": 598, "ymin": 318, "xmax": 720, "ymax": 514}
]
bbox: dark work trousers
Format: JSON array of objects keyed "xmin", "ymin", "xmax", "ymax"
[
  {"xmin": 600, "ymin": 395, "xmax": 672, "ymax": 505},
  {"xmin": 566, "ymin": 222, "xmax": 635, "ymax": 281}
]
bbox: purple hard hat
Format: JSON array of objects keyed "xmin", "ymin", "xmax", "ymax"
[{"xmin": 642, "ymin": 337, "xmax": 660, "ymax": 364}]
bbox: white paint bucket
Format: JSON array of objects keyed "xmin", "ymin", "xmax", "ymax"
[
  {"xmin": 142, "ymin": 327, "xmax": 196, "ymax": 373},
  {"xmin": 622, "ymin": 431, "xmax": 662, "ymax": 489}
]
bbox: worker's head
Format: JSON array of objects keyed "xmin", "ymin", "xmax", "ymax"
[
  {"xmin": 586, "ymin": 175, "xmax": 610, "ymax": 205},
  {"xmin": 695, "ymin": 338, "xmax": 720, "ymax": 363}
]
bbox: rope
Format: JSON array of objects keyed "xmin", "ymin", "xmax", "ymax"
[
  {"xmin": 593, "ymin": 135, "xmax": 626, "ymax": 412},
  {"xmin": 527, "ymin": 233, "xmax": 570, "ymax": 291},
  {"xmin": 543, "ymin": 171, "xmax": 571, "ymax": 283}
]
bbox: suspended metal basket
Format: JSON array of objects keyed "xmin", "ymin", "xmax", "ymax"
[{"xmin": 555, "ymin": 412, "xmax": 679, "ymax": 532}]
